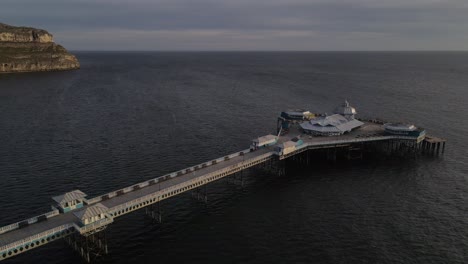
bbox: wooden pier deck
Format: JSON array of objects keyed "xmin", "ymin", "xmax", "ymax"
[
  {"xmin": 0, "ymin": 121, "xmax": 443, "ymax": 262},
  {"xmin": 0, "ymin": 147, "xmax": 275, "ymax": 261}
]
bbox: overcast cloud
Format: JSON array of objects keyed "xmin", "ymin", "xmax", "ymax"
[{"xmin": 2, "ymin": 0, "xmax": 468, "ymax": 50}]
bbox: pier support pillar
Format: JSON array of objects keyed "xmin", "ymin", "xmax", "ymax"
[
  {"xmin": 146, "ymin": 202, "xmax": 162, "ymax": 223},
  {"xmin": 258, "ymin": 157, "xmax": 284, "ymax": 176},
  {"xmin": 192, "ymin": 185, "xmax": 208, "ymax": 203},
  {"xmin": 65, "ymin": 229, "xmax": 109, "ymax": 263},
  {"xmin": 326, "ymin": 147, "xmax": 337, "ymax": 161},
  {"xmin": 227, "ymin": 171, "xmax": 245, "ymax": 187},
  {"xmin": 281, "ymin": 159, "xmax": 286, "ymax": 176},
  {"xmin": 274, "ymin": 159, "xmax": 286, "ymax": 176},
  {"xmin": 346, "ymin": 145, "xmax": 363, "ymax": 160}
]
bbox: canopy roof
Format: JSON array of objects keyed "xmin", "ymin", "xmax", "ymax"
[
  {"xmin": 253, "ymin": 134, "xmax": 277, "ymax": 144},
  {"xmin": 300, "ymin": 114, "xmax": 363, "ymax": 133},
  {"xmin": 52, "ymin": 190, "xmax": 87, "ymax": 204},
  {"xmin": 73, "ymin": 203, "xmax": 109, "ymax": 221},
  {"xmin": 384, "ymin": 123, "xmax": 417, "ymax": 131},
  {"xmin": 284, "ymin": 110, "xmax": 311, "ymax": 116}
]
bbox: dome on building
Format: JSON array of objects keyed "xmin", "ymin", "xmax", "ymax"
[{"xmin": 334, "ymin": 100, "xmax": 357, "ymax": 117}]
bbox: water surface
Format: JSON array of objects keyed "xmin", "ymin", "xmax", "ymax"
[{"xmin": 0, "ymin": 52, "xmax": 466, "ymax": 263}]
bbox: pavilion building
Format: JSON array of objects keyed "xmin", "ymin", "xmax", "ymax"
[
  {"xmin": 52, "ymin": 190, "xmax": 87, "ymax": 213},
  {"xmin": 300, "ymin": 101, "xmax": 364, "ymax": 136}
]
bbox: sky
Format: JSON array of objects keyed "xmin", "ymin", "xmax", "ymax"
[{"xmin": 1, "ymin": 0, "xmax": 468, "ymax": 51}]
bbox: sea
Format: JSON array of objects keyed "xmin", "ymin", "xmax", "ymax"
[{"xmin": 0, "ymin": 52, "xmax": 466, "ymax": 264}]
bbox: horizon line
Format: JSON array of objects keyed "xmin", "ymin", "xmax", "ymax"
[{"xmin": 69, "ymin": 50, "xmax": 468, "ymax": 53}]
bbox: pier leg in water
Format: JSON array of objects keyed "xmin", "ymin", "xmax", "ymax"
[
  {"xmin": 146, "ymin": 202, "xmax": 162, "ymax": 223},
  {"xmin": 64, "ymin": 229, "xmax": 109, "ymax": 263},
  {"xmin": 259, "ymin": 156, "xmax": 282, "ymax": 177},
  {"xmin": 192, "ymin": 186, "xmax": 208, "ymax": 203},
  {"xmin": 326, "ymin": 147, "xmax": 337, "ymax": 161},
  {"xmin": 225, "ymin": 171, "xmax": 245, "ymax": 187},
  {"xmin": 203, "ymin": 184, "xmax": 208, "ymax": 203},
  {"xmin": 276, "ymin": 159, "xmax": 286, "ymax": 176},
  {"xmin": 241, "ymin": 171, "xmax": 244, "ymax": 187}
]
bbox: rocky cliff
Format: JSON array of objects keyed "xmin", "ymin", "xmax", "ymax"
[{"xmin": 0, "ymin": 23, "xmax": 79, "ymax": 73}]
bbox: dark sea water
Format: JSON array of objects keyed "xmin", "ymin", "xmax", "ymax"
[{"xmin": 0, "ymin": 52, "xmax": 467, "ymax": 264}]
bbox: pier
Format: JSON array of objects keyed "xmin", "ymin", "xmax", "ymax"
[{"xmin": 0, "ymin": 109, "xmax": 445, "ymax": 262}]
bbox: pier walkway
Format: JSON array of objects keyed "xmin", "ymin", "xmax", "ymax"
[
  {"xmin": 0, "ymin": 121, "xmax": 444, "ymax": 262},
  {"xmin": 0, "ymin": 147, "xmax": 274, "ymax": 261}
]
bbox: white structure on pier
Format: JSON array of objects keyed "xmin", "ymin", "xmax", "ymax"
[
  {"xmin": 52, "ymin": 190, "xmax": 87, "ymax": 213},
  {"xmin": 300, "ymin": 101, "xmax": 363, "ymax": 136},
  {"xmin": 250, "ymin": 135, "xmax": 277, "ymax": 150},
  {"xmin": 73, "ymin": 203, "xmax": 109, "ymax": 226},
  {"xmin": 334, "ymin": 100, "xmax": 357, "ymax": 119},
  {"xmin": 0, "ymin": 119, "xmax": 439, "ymax": 262}
]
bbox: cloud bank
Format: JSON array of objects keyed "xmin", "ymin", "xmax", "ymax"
[{"xmin": 2, "ymin": 0, "xmax": 467, "ymax": 50}]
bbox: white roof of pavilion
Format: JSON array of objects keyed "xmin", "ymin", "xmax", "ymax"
[
  {"xmin": 300, "ymin": 114, "xmax": 364, "ymax": 133},
  {"xmin": 384, "ymin": 123, "xmax": 417, "ymax": 131},
  {"xmin": 284, "ymin": 110, "xmax": 310, "ymax": 116},
  {"xmin": 52, "ymin": 190, "xmax": 87, "ymax": 204},
  {"xmin": 253, "ymin": 135, "xmax": 277, "ymax": 144},
  {"xmin": 73, "ymin": 203, "xmax": 109, "ymax": 221}
]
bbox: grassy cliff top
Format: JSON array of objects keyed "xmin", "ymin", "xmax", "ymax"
[{"xmin": 0, "ymin": 23, "xmax": 50, "ymax": 35}]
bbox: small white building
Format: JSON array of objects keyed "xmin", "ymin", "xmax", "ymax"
[
  {"xmin": 251, "ymin": 135, "xmax": 277, "ymax": 150},
  {"xmin": 52, "ymin": 190, "xmax": 87, "ymax": 213},
  {"xmin": 383, "ymin": 123, "xmax": 426, "ymax": 138},
  {"xmin": 276, "ymin": 141, "xmax": 297, "ymax": 156},
  {"xmin": 73, "ymin": 203, "xmax": 110, "ymax": 226}
]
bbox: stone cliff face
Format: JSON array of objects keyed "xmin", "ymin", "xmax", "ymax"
[{"xmin": 0, "ymin": 23, "xmax": 79, "ymax": 73}]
